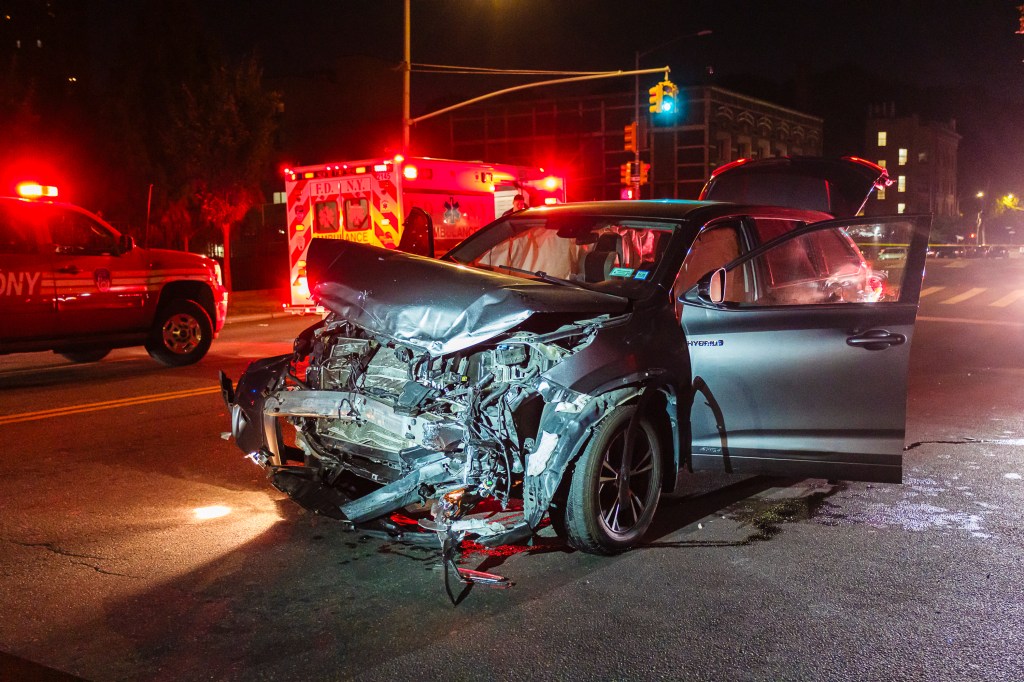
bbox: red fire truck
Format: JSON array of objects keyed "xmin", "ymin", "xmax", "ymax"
[{"xmin": 283, "ymin": 155, "xmax": 566, "ymax": 308}]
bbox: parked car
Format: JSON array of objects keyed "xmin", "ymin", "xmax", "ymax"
[
  {"xmin": 0, "ymin": 195, "xmax": 227, "ymax": 365},
  {"xmin": 221, "ymin": 157, "xmax": 930, "ymax": 590},
  {"xmin": 878, "ymin": 246, "xmax": 908, "ymax": 261},
  {"xmin": 934, "ymin": 245, "xmax": 964, "ymax": 258}
]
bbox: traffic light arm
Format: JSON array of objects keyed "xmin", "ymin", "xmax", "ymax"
[{"xmin": 411, "ymin": 67, "xmax": 671, "ymax": 124}]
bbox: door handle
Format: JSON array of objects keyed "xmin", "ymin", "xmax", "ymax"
[
  {"xmin": 846, "ymin": 329, "xmax": 906, "ymax": 350},
  {"xmin": 57, "ymin": 265, "xmax": 80, "ymax": 274}
]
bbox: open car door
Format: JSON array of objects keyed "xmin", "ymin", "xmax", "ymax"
[{"xmin": 679, "ymin": 214, "xmax": 930, "ymax": 483}]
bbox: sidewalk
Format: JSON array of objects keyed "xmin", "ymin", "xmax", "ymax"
[{"xmin": 225, "ymin": 288, "xmax": 293, "ymax": 324}]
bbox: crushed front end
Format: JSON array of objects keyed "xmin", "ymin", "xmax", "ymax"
[{"xmin": 221, "ymin": 311, "xmax": 615, "ymax": 589}]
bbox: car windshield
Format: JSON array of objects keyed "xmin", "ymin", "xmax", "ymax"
[{"xmin": 446, "ymin": 213, "xmax": 678, "ymax": 299}]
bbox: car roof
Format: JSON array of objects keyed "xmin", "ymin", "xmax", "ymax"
[{"xmin": 517, "ymin": 199, "xmax": 833, "ymax": 224}]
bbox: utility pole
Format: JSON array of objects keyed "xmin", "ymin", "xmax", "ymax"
[{"xmin": 403, "ymin": 0, "xmax": 411, "ymax": 153}]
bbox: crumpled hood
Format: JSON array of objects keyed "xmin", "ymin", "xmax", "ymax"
[{"xmin": 306, "ymin": 239, "xmax": 630, "ymax": 355}]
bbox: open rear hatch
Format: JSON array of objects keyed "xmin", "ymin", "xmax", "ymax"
[{"xmin": 699, "ymin": 156, "xmax": 891, "ymax": 218}]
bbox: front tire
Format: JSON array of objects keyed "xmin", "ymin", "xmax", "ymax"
[
  {"xmin": 146, "ymin": 299, "xmax": 213, "ymax": 366},
  {"xmin": 559, "ymin": 405, "xmax": 662, "ymax": 554}
]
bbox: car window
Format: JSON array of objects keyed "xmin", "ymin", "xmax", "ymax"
[
  {"xmin": 720, "ymin": 220, "xmax": 919, "ymax": 306},
  {"xmin": 447, "ymin": 214, "xmax": 677, "ymax": 299},
  {"xmin": 0, "ymin": 204, "xmax": 38, "ymax": 254},
  {"xmin": 48, "ymin": 209, "xmax": 118, "ymax": 255},
  {"xmin": 751, "ymin": 217, "xmax": 805, "ymax": 245},
  {"xmin": 672, "ymin": 224, "xmax": 748, "ymax": 315},
  {"xmin": 313, "ymin": 200, "xmax": 341, "ymax": 234},
  {"xmin": 726, "ymin": 226, "xmax": 875, "ymax": 306}
]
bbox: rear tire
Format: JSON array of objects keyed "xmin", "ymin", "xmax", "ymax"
[
  {"xmin": 58, "ymin": 348, "xmax": 111, "ymax": 363},
  {"xmin": 146, "ymin": 299, "xmax": 212, "ymax": 366},
  {"xmin": 558, "ymin": 405, "xmax": 662, "ymax": 554}
]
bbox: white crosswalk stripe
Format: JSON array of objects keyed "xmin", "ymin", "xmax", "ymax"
[
  {"xmin": 919, "ymin": 286, "xmax": 945, "ymax": 297},
  {"xmin": 988, "ymin": 289, "xmax": 1024, "ymax": 307},
  {"xmin": 939, "ymin": 288, "xmax": 987, "ymax": 305}
]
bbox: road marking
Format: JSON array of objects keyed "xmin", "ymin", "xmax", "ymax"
[
  {"xmin": 0, "ymin": 386, "xmax": 221, "ymax": 425},
  {"xmin": 918, "ymin": 315, "xmax": 1024, "ymax": 329},
  {"xmin": 988, "ymin": 289, "xmax": 1024, "ymax": 307},
  {"xmin": 940, "ymin": 288, "xmax": 986, "ymax": 305},
  {"xmin": 919, "ymin": 286, "xmax": 945, "ymax": 298},
  {"xmin": 946, "ymin": 261, "xmax": 970, "ymax": 268}
]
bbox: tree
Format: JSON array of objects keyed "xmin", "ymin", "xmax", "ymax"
[
  {"xmin": 103, "ymin": 4, "xmax": 279, "ymax": 289},
  {"xmin": 167, "ymin": 55, "xmax": 280, "ymax": 290}
]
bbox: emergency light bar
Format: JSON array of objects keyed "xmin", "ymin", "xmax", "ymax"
[{"xmin": 16, "ymin": 182, "xmax": 58, "ymax": 198}]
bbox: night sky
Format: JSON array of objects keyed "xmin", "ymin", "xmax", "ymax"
[
  {"xmin": 190, "ymin": 1, "xmax": 1024, "ymax": 96},
  {"xmin": 84, "ymin": 1, "xmax": 1024, "ymax": 195}
]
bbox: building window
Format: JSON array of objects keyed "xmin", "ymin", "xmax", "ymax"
[
  {"xmin": 877, "ymin": 131, "xmax": 887, "ymax": 147},
  {"xmin": 897, "ymin": 176, "xmax": 906, "ymax": 192},
  {"xmin": 877, "ymin": 159, "xmax": 886, "ymax": 168},
  {"xmin": 273, "ymin": 192, "xmax": 286, "ymax": 204},
  {"xmin": 918, "ymin": 151, "xmax": 928, "ymax": 163},
  {"xmin": 897, "ymin": 203, "xmax": 906, "ymax": 214},
  {"xmin": 898, "ymin": 148, "xmax": 908, "ymax": 165},
  {"xmin": 877, "ymin": 187, "xmax": 886, "ymax": 200}
]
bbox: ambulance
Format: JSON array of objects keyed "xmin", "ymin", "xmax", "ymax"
[{"xmin": 283, "ymin": 155, "xmax": 566, "ymax": 309}]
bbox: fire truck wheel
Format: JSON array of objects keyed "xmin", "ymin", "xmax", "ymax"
[
  {"xmin": 146, "ymin": 298, "xmax": 213, "ymax": 367},
  {"xmin": 58, "ymin": 348, "xmax": 111, "ymax": 363}
]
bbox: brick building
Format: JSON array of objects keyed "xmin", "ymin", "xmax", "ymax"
[
  {"xmin": 427, "ymin": 85, "xmax": 823, "ymax": 202},
  {"xmin": 862, "ymin": 104, "xmax": 960, "ymax": 217}
]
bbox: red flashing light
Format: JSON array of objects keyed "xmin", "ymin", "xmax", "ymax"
[
  {"xmin": 16, "ymin": 182, "xmax": 58, "ymax": 198},
  {"xmin": 403, "ymin": 165, "xmax": 418, "ymax": 180},
  {"xmin": 393, "ymin": 154, "xmax": 405, "ymax": 163},
  {"xmin": 543, "ymin": 176, "xmax": 560, "ymax": 191},
  {"xmin": 709, "ymin": 158, "xmax": 750, "ymax": 179}
]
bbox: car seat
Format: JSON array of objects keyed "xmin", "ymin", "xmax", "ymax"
[{"xmin": 582, "ymin": 232, "xmax": 623, "ymax": 282}]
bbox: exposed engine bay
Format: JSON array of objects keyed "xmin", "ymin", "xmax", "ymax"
[{"xmin": 223, "ymin": 310, "xmax": 616, "ymax": 593}]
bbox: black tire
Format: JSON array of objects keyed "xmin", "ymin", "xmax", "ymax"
[
  {"xmin": 145, "ymin": 298, "xmax": 213, "ymax": 366},
  {"xmin": 559, "ymin": 405, "xmax": 662, "ymax": 554},
  {"xmin": 58, "ymin": 348, "xmax": 111, "ymax": 363}
]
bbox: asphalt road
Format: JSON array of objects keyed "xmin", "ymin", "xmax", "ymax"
[{"xmin": 0, "ymin": 258, "xmax": 1021, "ymax": 681}]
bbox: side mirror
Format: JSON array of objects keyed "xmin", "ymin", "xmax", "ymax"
[
  {"xmin": 117, "ymin": 234, "xmax": 135, "ymax": 255},
  {"xmin": 696, "ymin": 268, "xmax": 726, "ymax": 305}
]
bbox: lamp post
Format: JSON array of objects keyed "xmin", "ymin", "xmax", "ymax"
[{"xmin": 633, "ymin": 29, "xmax": 711, "ymax": 197}]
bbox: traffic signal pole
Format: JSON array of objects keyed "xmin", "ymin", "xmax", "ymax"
[
  {"xmin": 633, "ymin": 52, "xmax": 642, "ymax": 198},
  {"xmin": 409, "ymin": 67, "xmax": 670, "ymax": 128},
  {"xmin": 402, "ymin": 0, "xmax": 411, "ymax": 153}
]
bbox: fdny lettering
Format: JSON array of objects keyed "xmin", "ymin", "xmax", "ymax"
[
  {"xmin": 688, "ymin": 339, "xmax": 724, "ymax": 347},
  {"xmin": 341, "ymin": 177, "xmax": 371, "ymax": 194},
  {"xmin": 314, "ymin": 178, "xmax": 372, "ymax": 196},
  {"xmin": 0, "ymin": 270, "xmax": 42, "ymax": 296},
  {"xmin": 311, "ymin": 181, "xmax": 335, "ymax": 196}
]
